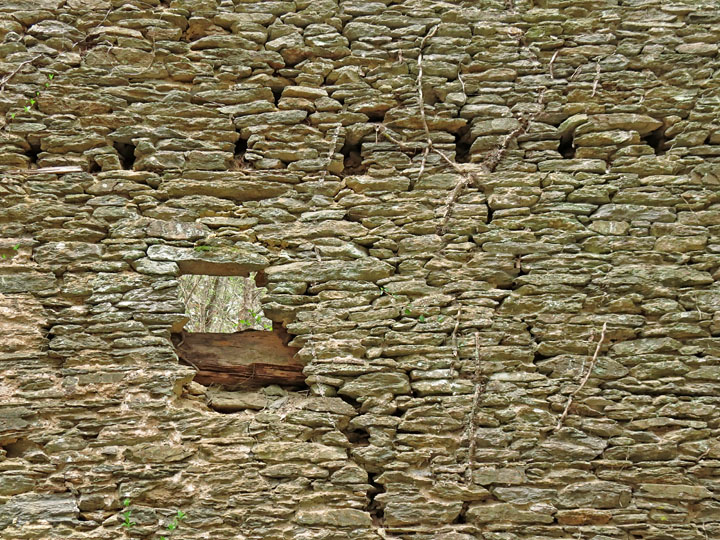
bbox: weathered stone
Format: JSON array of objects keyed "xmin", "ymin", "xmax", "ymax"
[
  {"xmin": 252, "ymin": 442, "xmax": 347, "ymax": 463},
  {"xmin": 530, "ymin": 428, "xmax": 607, "ymax": 461},
  {"xmin": 636, "ymin": 484, "xmax": 712, "ymax": 501},
  {"xmin": 557, "ymin": 481, "xmax": 632, "ymax": 509},
  {"xmin": 146, "ymin": 219, "xmax": 209, "ymax": 241},
  {"xmin": 4, "ymin": 2, "xmax": 720, "ymax": 539},
  {"xmin": 160, "ymin": 176, "xmax": 288, "ymax": 201},
  {"xmin": 555, "ymin": 508, "xmax": 612, "ymax": 525},
  {"xmin": 33, "ymin": 242, "xmax": 103, "ymax": 266},
  {"xmin": 466, "ymin": 502, "xmax": 555, "ymax": 524},
  {"xmin": 147, "ymin": 244, "xmax": 268, "ymax": 275},
  {"xmin": 0, "ymin": 494, "xmax": 78, "ymax": 529},
  {"xmin": 295, "ymin": 508, "xmax": 372, "ymax": 527},
  {"xmin": 575, "ymin": 114, "xmax": 663, "ymax": 136},
  {"xmin": 473, "ymin": 467, "xmax": 526, "ymax": 486},
  {"xmin": 0, "ymin": 272, "xmax": 56, "ymax": 293},
  {"xmin": 131, "ymin": 258, "xmax": 179, "ymax": 276},
  {"xmin": 384, "ymin": 498, "xmax": 463, "ymax": 526},
  {"xmin": 126, "ymin": 443, "xmax": 195, "ymax": 463},
  {"xmin": 207, "ymin": 390, "xmax": 269, "ymax": 411},
  {"xmin": 265, "ymin": 259, "xmax": 394, "ymax": 282},
  {"xmin": 339, "ymin": 373, "xmax": 411, "ymax": 399}
]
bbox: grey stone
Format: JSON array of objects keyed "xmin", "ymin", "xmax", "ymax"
[
  {"xmin": 557, "ymin": 481, "xmax": 632, "ymax": 509},
  {"xmin": 339, "ymin": 373, "xmax": 411, "ymax": 399}
]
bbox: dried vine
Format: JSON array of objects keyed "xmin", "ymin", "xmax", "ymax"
[
  {"xmin": 465, "ymin": 332, "xmax": 487, "ymax": 482},
  {"xmin": 554, "ymin": 322, "xmax": 607, "ymax": 431}
]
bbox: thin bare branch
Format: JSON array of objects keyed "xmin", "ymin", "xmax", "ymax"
[
  {"xmin": 554, "ymin": 322, "xmax": 607, "ymax": 431},
  {"xmin": 0, "ymin": 55, "xmax": 42, "ymax": 93},
  {"xmin": 591, "ymin": 62, "xmax": 601, "ymax": 97},
  {"xmin": 465, "ymin": 332, "xmax": 485, "ymax": 482},
  {"xmin": 549, "ymin": 49, "xmax": 560, "ymax": 79}
]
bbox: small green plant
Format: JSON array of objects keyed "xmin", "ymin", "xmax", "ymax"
[
  {"xmin": 159, "ymin": 509, "xmax": 187, "ymax": 539},
  {"xmin": 121, "ymin": 498, "xmax": 136, "ymax": 529},
  {"xmin": 237, "ymin": 309, "xmax": 272, "ymax": 330},
  {"xmin": 120, "ymin": 499, "xmax": 187, "ymax": 539},
  {"xmin": 193, "ymin": 245, "xmax": 214, "ymax": 252},
  {"xmin": 1, "ymin": 244, "xmax": 20, "ymax": 260},
  {"xmin": 380, "ymin": 286, "xmax": 418, "ymax": 318},
  {"xmin": 9, "ymin": 73, "xmax": 55, "ymax": 122}
]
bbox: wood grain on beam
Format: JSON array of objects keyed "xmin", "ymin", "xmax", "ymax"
[{"xmin": 172, "ymin": 330, "xmax": 303, "ymax": 388}]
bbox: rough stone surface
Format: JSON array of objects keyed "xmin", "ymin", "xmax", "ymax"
[{"xmin": 1, "ymin": 0, "xmax": 720, "ymax": 539}]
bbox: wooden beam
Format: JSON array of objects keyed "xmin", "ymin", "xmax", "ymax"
[{"xmin": 172, "ymin": 330, "xmax": 303, "ymax": 388}]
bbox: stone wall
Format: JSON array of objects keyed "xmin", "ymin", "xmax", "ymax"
[{"xmin": 1, "ymin": 0, "xmax": 720, "ymax": 538}]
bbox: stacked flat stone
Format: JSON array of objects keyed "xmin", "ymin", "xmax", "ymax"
[{"xmin": 0, "ymin": 0, "xmax": 719, "ymax": 539}]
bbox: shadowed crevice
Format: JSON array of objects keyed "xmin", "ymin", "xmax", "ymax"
[
  {"xmin": 643, "ymin": 126, "xmax": 667, "ymax": 155},
  {"xmin": 341, "ymin": 139, "xmax": 366, "ymax": 176},
  {"xmin": 455, "ymin": 125, "xmax": 471, "ymax": 163},
  {"xmin": 558, "ymin": 135, "xmax": 575, "ymax": 158},
  {"xmin": 113, "ymin": 141, "xmax": 135, "ymax": 170}
]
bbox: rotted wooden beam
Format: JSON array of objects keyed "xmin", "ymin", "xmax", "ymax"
[{"xmin": 172, "ymin": 329, "xmax": 303, "ymax": 388}]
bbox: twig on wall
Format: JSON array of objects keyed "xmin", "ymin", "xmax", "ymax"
[
  {"xmin": 435, "ymin": 109, "xmax": 536, "ymax": 235},
  {"xmin": 417, "ymin": 24, "xmax": 438, "ymax": 146},
  {"xmin": 591, "ymin": 62, "xmax": 601, "ymax": 97},
  {"xmin": 377, "ymin": 25, "xmax": 547, "ymax": 237},
  {"xmin": 465, "ymin": 332, "xmax": 486, "ymax": 482},
  {"xmin": 321, "ymin": 124, "xmax": 342, "ymax": 181},
  {"xmin": 450, "ymin": 306, "xmax": 463, "ymax": 378},
  {"xmin": 0, "ymin": 55, "xmax": 41, "ymax": 93},
  {"xmin": 549, "ymin": 49, "xmax": 560, "ymax": 79},
  {"xmin": 554, "ymin": 322, "xmax": 607, "ymax": 431}
]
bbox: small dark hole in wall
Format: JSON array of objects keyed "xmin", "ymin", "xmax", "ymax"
[
  {"xmin": 113, "ymin": 141, "xmax": 135, "ymax": 169},
  {"xmin": 346, "ymin": 429, "xmax": 369, "ymax": 445},
  {"xmin": 643, "ymin": 126, "xmax": 666, "ymax": 155},
  {"xmin": 455, "ymin": 126, "xmax": 471, "ymax": 163},
  {"xmin": 558, "ymin": 136, "xmax": 575, "ymax": 158},
  {"xmin": 4, "ymin": 438, "xmax": 33, "ymax": 458},
  {"xmin": 233, "ymin": 136, "xmax": 248, "ymax": 169},
  {"xmin": 453, "ymin": 502, "xmax": 469, "ymax": 524},
  {"xmin": 341, "ymin": 140, "xmax": 366, "ymax": 175},
  {"xmin": 25, "ymin": 142, "xmax": 40, "ymax": 166},
  {"xmin": 271, "ymin": 87, "xmax": 283, "ymax": 105},
  {"xmin": 88, "ymin": 158, "xmax": 101, "ymax": 173},
  {"xmin": 365, "ymin": 109, "xmax": 387, "ymax": 122},
  {"xmin": 367, "ymin": 472, "xmax": 386, "ymax": 526}
]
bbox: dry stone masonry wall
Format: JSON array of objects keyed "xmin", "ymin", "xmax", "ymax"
[{"xmin": 1, "ymin": 0, "xmax": 720, "ymax": 538}]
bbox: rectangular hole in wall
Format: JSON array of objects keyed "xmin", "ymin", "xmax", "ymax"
[
  {"xmin": 177, "ymin": 273, "xmax": 270, "ymax": 334},
  {"xmin": 172, "ymin": 269, "xmax": 303, "ymax": 394}
]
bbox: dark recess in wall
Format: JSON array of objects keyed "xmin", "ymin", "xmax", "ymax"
[
  {"xmin": 364, "ymin": 109, "xmax": 387, "ymax": 122},
  {"xmin": 25, "ymin": 141, "xmax": 40, "ymax": 166},
  {"xmin": 113, "ymin": 141, "xmax": 135, "ymax": 169},
  {"xmin": 558, "ymin": 135, "xmax": 575, "ymax": 158},
  {"xmin": 88, "ymin": 158, "xmax": 101, "ymax": 173},
  {"xmin": 233, "ymin": 136, "xmax": 248, "ymax": 169},
  {"xmin": 366, "ymin": 472, "xmax": 386, "ymax": 526},
  {"xmin": 643, "ymin": 126, "xmax": 667, "ymax": 155},
  {"xmin": 341, "ymin": 140, "xmax": 366, "ymax": 175},
  {"xmin": 455, "ymin": 126, "xmax": 471, "ymax": 163}
]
